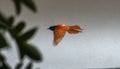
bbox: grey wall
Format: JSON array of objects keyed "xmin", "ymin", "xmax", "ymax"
[{"xmin": 1, "ymin": 0, "xmax": 120, "ymax": 69}]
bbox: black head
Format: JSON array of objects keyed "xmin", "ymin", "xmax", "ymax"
[{"xmin": 48, "ymin": 26, "xmax": 56, "ymax": 31}]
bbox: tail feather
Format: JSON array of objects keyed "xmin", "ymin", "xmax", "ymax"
[{"xmin": 67, "ymin": 25, "xmax": 83, "ymax": 34}]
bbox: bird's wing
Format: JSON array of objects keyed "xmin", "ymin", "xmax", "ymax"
[
  {"xmin": 54, "ymin": 28, "xmax": 66, "ymax": 46},
  {"xmin": 68, "ymin": 25, "xmax": 82, "ymax": 34}
]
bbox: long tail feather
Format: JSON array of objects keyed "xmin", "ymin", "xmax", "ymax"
[{"xmin": 67, "ymin": 25, "xmax": 83, "ymax": 34}]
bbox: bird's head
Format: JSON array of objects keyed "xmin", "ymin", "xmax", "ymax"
[{"xmin": 48, "ymin": 25, "xmax": 56, "ymax": 31}]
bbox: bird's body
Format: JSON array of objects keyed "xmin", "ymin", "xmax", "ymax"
[{"xmin": 48, "ymin": 24, "xmax": 83, "ymax": 46}]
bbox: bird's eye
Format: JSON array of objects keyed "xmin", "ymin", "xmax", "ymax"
[{"xmin": 49, "ymin": 26, "xmax": 56, "ymax": 31}]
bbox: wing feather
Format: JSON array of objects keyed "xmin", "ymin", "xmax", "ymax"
[{"xmin": 54, "ymin": 28, "xmax": 66, "ymax": 46}]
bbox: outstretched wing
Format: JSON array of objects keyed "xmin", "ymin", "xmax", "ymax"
[{"xmin": 54, "ymin": 28, "xmax": 66, "ymax": 46}]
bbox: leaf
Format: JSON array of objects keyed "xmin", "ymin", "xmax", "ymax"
[
  {"xmin": 19, "ymin": 28, "xmax": 37, "ymax": 42},
  {"xmin": 0, "ymin": 12, "xmax": 10, "ymax": 30},
  {"xmin": 0, "ymin": 61, "xmax": 11, "ymax": 69},
  {"xmin": 0, "ymin": 22, "xmax": 7, "ymax": 30},
  {"xmin": 0, "ymin": 53, "xmax": 5, "ymax": 61},
  {"xmin": 17, "ymin": 46, "xmax": 25, "ymax": 60},
  {"xmin": 12, "ymin": 0, "xmax": 37, "ymax": 15},
  {"xmin": 12, "ymin": 21, "xmax": 25, "ymax": 35},
  {"xmin": 0, "ymin": 33, "xmax": 8, "ymax": 49},
  {"xmin": 15, "ymin": 27, "xmax": 38, "ymax": 60},
  {"xmin": 16, "ymin": 41, "xmax": 25, "ymax": 60},
  {"xmin": 12, "ymin": 0, "xmax": 21, "ymax": 15},
  {"xmin": 23, "ymin": 43, "xmax": 42, "ymax": 61},
  {"xmin": 15, "ymin": 62, "xmax": 23, "ymax": 69},
  {"xmin": 7, "ymin": 16, "xmax": 14, "ymax": 27},
  {"xmin": 25, "ymin": 62, "xmax": 33, "ymax": 69},
  {"xmin": 0, "ymin": 12, "xmax": 7, "ymax": 23},
  {"xmin": 21, "ymin": 0, "xmax": 37, "ymax": 12}
]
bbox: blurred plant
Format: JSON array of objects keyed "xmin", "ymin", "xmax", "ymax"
[{"xmin": 0, "ymin": 0, "xmax": 42, "ymax": 69}]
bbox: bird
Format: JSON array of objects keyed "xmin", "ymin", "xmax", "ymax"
[{"xmin": 48, "ymin": 24, "xmax": 83, "ymax": 46}]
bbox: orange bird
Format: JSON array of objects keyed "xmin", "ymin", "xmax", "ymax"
[{"xmin": 48, "ymin": 24, "xmax": 83, "ymax": 46}]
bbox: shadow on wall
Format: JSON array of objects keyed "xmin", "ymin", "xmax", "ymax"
[{"xmin": 0, "ymin": 0, "xmax": 42, "ymax": 69}]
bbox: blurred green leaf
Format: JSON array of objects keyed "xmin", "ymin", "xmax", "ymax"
[
  {"xmin": 19, "ymin": 28, "xmax": 37, "ymax": 41},
  {"xmin": 0, "ymin": 0, "xmax": 41, "ymax": 69},
  {"xmin": 0, "ymin": 62, "xmax": 11, "ymax": 69},
  {"xmin": 23, "ymin": 43, "xmax": 42, "ymax": 61},
  {"xmin": 0, "ymin": 53, "xmax": 5, "ymax": 61},
  {"xmin": 0, "ymin": 33, "xmax": 8, "ymax": 49},
  {"xmin": 0, "ymin": 12, "xmax": 11, "ymax": 30},
  {"xmin": 25, "ymin": 62, "xmax": 33, "ymax": 69},
  {"xmin": 16, "ymin": 41, "xmax": 25, "ymax": 60},
  {"xmin": 0, "ymin": 22, "xmax": 7, "ymax": 30},
  {"xmin": 21, "ymin": 0, "xmax": 37, "ymax": 12},
  {"xmin": 7, "ymin": 16, "xmax": 14, "ymax": 27},
  {"xmin": 15, "ymin": 61, "xmax": 23, "ymax": 69},
  {"xmin": 12, "ymin": 0, "xmax": 36, "ymax": 15},
  {"xmin": 0, "ymin": 12, "xmax": 7, "ymax": 23},
  {"xmin": 12, "ymin": 0, "xmax": 21, "ymax": 15},
  {"xmin": 12, "ymin": 21, "xmax": 25, "ymax": 35}
]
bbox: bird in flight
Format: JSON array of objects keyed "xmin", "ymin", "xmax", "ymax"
[{"xmin": 48, "ymin": 24, "xmax": 83, "ymax": 46}]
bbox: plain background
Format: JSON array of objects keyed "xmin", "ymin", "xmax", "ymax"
[{"xmin": 1, "ymin": 0, "xmax": 120, "ymax": 69}]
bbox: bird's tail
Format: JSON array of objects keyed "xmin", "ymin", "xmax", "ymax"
[{"xmin": 67, "ymin": 25, "xmax": 83, "ymax": 34}]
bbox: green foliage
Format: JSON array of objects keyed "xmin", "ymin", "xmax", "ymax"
[
  {"xmin": 0, "ymin": 62, "xmax": 11, "ymax": 69},
  {"xmin": 0, "ymin": 0, "xmax": 42, "ymax": 69},
  {"xmin": 0, "ymin": 13, "xmax": 8, "ymax": 30},
  {"xmin": 15, "ymin": 61, "xmax": 23, "ymax": 69},
  {"xmin": 12, "ymin": 0, "xmax": 21, "ymax": 15},
  {"xmin": 0, "ymin": 53, "xmax": 11, "ymax": 69},
  {"xmin": 23, "ymin": 43, "xmax": 42, "ymax": 61},
  {"xmin": 0, "ymin": 13, "xmax": 42, "ymax": 61},
  {"xmin": 0, "ymin": 33, "xmax": 8, "ymax": 49},
  {"xmin": 0, "ymin": 53, "xmax": 5, "ymax": 61},
  {"xmin": 0, "ymin": 12, "xmax": 7, "ymax": 23},
  {"xmin": 11, "ymin": 21, "xmax": 25, "ymax": 35},
  {"xmin": 25, "ymin": 62, "xmax": 33, "ymax": 69},
  {"xmin": 12, "ymin": 0, "xmax": 36, "ymax": 15},
  {"xmin": 21, "ymin": 0, "xmax": 36, "ymax": 12},
  {"xmin": 7, "ymin": 16, "xmax": 14, "ymax": 27},
  {"xmin": 19, "ymin": 28, "xmax": 37, "ymax": 42}
]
